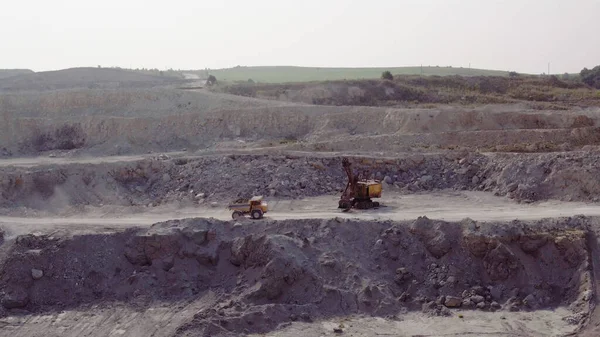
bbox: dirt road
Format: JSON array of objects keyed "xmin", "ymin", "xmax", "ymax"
[
  {"xmin": 255, "ymin": 309, "xmax": 576, "ymax": 337},
  {"xmin": 2, "ymin": 191, "xmax": 600, "ymax": 237},
  {"xmin": 0, "ymin": 304, "xmax": 576, "ymax": 337}
]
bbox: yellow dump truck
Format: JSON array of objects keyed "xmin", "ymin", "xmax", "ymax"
[{"xmin": 228, "ymin": 196, "xmax": 268, "ymax": 219}]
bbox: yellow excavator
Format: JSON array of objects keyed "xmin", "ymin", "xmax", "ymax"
[{"xmin": 338, "ymin": 158, "xmax": 382, "ymax": 209}]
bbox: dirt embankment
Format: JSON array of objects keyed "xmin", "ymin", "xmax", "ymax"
[
  {"xmin": 217, "ymin": 75, "xmax": 600, "ymax": 108},
  {"xmin": 3, "ymin": 152, "xmax": 600, "ymax": 214},
  {"xmin": 2, "ymin": 83, "xmax": 600, "ymax": 157},
  {"xmin": 0, "ymin": 88, "xmax": 297, "ymax": 156},
  {"xmin": 0, "ymin": 216, "xmax": 594, "ymax": 336}
]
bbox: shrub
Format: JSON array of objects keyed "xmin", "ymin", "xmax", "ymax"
[
  {"xmin": 206, "ymin": 75, "xmax": 217, "ymax": 86},
  {"xmin": 33, "ymin": 124, "xmax": 86, "ymax": 151},
  {"xmin": 581, "ymin": 66, "xmax": 600, "ymax": 88},
  {"xmin": 381, "ymin": 71, "xmax": 393, "ymax": 81}
]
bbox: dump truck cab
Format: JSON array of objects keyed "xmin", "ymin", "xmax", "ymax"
[{"xmin": 228, "ymin": 196, "xmax": 268, "ymax": 219}]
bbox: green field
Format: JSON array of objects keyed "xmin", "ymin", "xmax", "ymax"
[{"xmin": 190, "ymin": 66, "xmax": 511, "ymax": 83}]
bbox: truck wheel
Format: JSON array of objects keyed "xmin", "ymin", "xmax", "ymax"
[
  {"xmin": 251, "ymin": 209, "xmax": 263, "ymax": 219},
  {"xmin": 232, "ymin": 211, "xmax": 243, "ymax": 220}
]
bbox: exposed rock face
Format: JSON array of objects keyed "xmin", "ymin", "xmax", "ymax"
[
  {"xmin": 0, "ymin": 217, "xmax": 594, "ymax": 336},
  {"xmin": 409, "ymin": 217, "xmax": 458, "ymax": 259},
  {"xmin": 5, "ymin": 151, "xmax": 600, "ymax": 212}
]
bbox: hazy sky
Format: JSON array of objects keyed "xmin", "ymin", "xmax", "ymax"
[{"xmin": 2, "ymin": 0, "xmax": 599, "ymax": 73}]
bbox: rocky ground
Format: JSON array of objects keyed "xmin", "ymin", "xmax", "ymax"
[{"xmin": 0, "ymin": 216, "xmax": 595, "ymax": 336}]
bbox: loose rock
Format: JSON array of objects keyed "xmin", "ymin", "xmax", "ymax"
[
  {"xmin": 470, "ymin": 295, "xmax": 485, "ymax": 304},
  {"xmin": 444, "ymin": 296, "xmax": 462, "ymax": 308},
  {"xmin": 31, "ymin": 268, "xmax": 43, "ymax": 280}
]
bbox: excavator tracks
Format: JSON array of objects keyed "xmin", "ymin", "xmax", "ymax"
[
  {"xmin": 338, "ymin": 199, "xmax": 380, "ymax": 210},
  {"xmin": 354, "ymin": 200, "xmax": 380, "ymax": 209}
]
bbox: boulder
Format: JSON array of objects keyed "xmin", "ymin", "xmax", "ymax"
[
  {"xmin": 523, "ymin": 294, "xmax": 537, "ymax": 308},
  {"xmin": 470, "ymin": 295, "xmax": 485, "ymax": 304},
  {"xmin": 444, "ymin": 296, "xmax": 462, "ymax": 308},
  {"xmin": 182, "ymin": 227, "xmax": 208, "ymax": 245},
  {"xmin": 1, "ymin": 288, "xmax": 28, "ymax": 309}
]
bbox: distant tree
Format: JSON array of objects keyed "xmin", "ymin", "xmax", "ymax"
[
  {"xmin": 381, "ymin": 71, "xmax": 393, "ymax": 81},
  {"xmin": 247, "ymin": 78, "xmax": 255, "ymax": 84},
  {"xmin": 508, "ymin": 71, "xmax": 519, "ymax": 77},
  {"xmin": 562, "ymin": 73, "xmax": 570, "ymax": 80},
  {"xmin": 581, "ymin": 66, "xmax": 600, "ymax": 88},
  {"xmin": 207, "ymin": 75, "xmax": 217, "ymax": 86}
]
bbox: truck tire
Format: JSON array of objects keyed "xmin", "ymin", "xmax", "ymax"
[
  {"xmin": 232, "ymin": 211, "xmax": 243, "ymax": 220},
  {"xmin": 251, "ymin": 209, "xmax": 263, "ymax": 219}
]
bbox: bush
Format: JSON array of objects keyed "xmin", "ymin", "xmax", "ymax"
[
  {"xmin": 206, "ymin": 75, "xmax": 217, "ymax": 86},
  {"xmin": 222, "ymin": 84, "xmax": 257, "ymax": 97},
  {"xmin": 580, "ymin": 66, "xmax": 600, "ymax": 89},
  {"xmin": 475, "ymin": 77, "xmax": 509, "ymax": 94},
  {"xmin": 508, "ymin": 71, "xmax": 519, "ymax": 77},
  {"xmin": 32, "ymin": 124, "xmax": 86, "ymax": 151},
  {"xmin": 381, "ymin": 71, "xmax": 393, "ymax": 81}
]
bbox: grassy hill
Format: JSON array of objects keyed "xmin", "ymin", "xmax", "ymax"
[
  {"xmin": 0, "ymin": 67, "xmax": 184, "ymax": 91},
  {"xmin": 0, "ymin": 69, "xmax": 34, "ymax": 80},
  {"xmin": 190, "ymin": 66, "xmax": 511, "ymax": 83}
]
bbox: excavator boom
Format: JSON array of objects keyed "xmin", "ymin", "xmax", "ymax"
[{"xmin": 340, "ymin": 158, "xmax": 355, "ymax": 201}]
